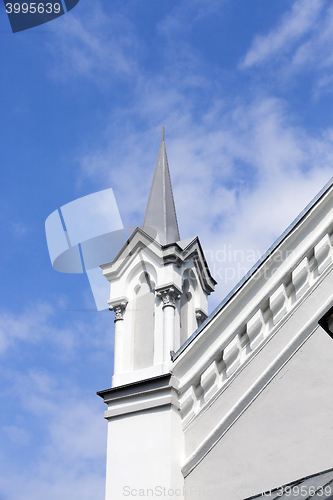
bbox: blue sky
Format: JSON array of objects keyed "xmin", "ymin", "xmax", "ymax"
[{"xmin": 1, "ymin": 0, "xmax": 333, "ymax": 498}]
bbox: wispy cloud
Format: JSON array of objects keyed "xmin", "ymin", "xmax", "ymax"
[
  {"xmin": 241, "ymin": 0, "xmax": 325, "ymax": 69},
  {"xmin": 240, "ymin": 0, "xmax": 333, "ymax": 97},
  {"xmin": 0, "ymin": 303, "xmax": 53, "ymax": 354},
  {"xmin": 0, "ymin": 302, "xmax": 113, "ymax": 358},
  {"xmin": 12, "ymin": 221, "xmax": 28, "ymax": 237},
  {"xmin": 77, "ymin": 88, "xmax": 333, "ymax": 306},
  {"xmin": 0, "ymin": 302, "xmax": 113, "ymax": 499},
  {"xmin": 48, "ymin": 0, "xmax": 140, "ymax": 85},
  {"xmin": 0, "ymin": 369, "xmax": 106, "ymax": 500},
  {"xmin": 291, "ymin": 5, "xmax": 333, "ymax": 76},
  {"xmin": 157, "ymin": 0, "xmax": 225, "ymax": 38},
  {"xmin": 41, "ymin": 0, "xmax": 333, "ymax": 305}
]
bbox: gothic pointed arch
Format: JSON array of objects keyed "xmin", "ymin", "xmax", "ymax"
[
  {"xmin": 180, "ymin": 268, "xmax": 199, "ymax": 346},
  {"xmin": 132, "ymin": 271, "xmax": 155, "ymax": 370}
]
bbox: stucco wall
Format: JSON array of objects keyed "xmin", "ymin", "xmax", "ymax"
[
  {"xmin": 105, "ymin": 405, "xmax": 184, "ymax": 500},
  {"xmin": 184, "ymin": 326, "xmax": 333, "ymax": 499}
]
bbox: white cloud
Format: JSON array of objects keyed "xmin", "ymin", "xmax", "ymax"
[
  {"xmin": 12, "ymin": 221, "xmax": 28, "ymax": 237},
  {"xmin": 0, "ymin": 364, "xmax": 107, "ymax": 500},
  {"xmin": 0, "ymin": 302, "xmax": 53, "ymax": 354},
  {"xmin": 157, "ymin": 0, "xmax": 225, "ymax": 38},
  {"xmin": 240, "ymin": 0, "xmax": 333, "ymax": 97},
  {"xmin": 0, "ymin": 390, "xmax": 106, "ymax": 500},
  {"xmin": 48, "ymin": 0, "xmax": 140, "ymax": 85},
  {"xmin": 0, "ymin": 306, "xmax": 113, "ymax": 500},
  {"xmin": 44, "ymin": 0, "xmax": 333, "ymax": 310},
  {"xmin": 291, "ymin": 4, "xmax": 333, "ymax": 76},
  {"xmin": 241, "ymin": 0, "xmax": 325, "ymax": 69},
  {"xmin": 0, "ymin": 301, "xmax": 113, "ymax": 359},
  {"xmin": 77, "ymin": 88, "xmax": 333, "ymax": 308},
  {"xmin": 1, "ymin": 425, "xmax": 31, "ymax": 446}
]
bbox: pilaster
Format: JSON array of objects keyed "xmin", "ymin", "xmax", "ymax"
[
  {"xmin": 98, "ymin": 375, "xmax": 185, "ymax": 500},
  {"xmin": 108, "ymin": 297, "xmax": 128, "ymax": 375}
]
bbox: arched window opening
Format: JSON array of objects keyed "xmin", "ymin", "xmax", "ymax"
[
  {"xmin": 133, "ymin": 272, "xmax": 155, "ymax": 370},
  {"xmin": 180, "ymin": 278, "xmax": 192, "ymax": 346}
]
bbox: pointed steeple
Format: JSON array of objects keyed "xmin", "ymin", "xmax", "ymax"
[{"xmin": 142, "ymin": 127, "xmax": 180, "ymax": 245}]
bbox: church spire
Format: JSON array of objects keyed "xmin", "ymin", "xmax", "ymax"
[{"xmin": 142, "ymin": 127, "xmax": 180, "ymax": 245}]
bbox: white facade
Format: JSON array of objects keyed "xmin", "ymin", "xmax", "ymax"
[{"xmin": 98, "ymin": 135, "xmax": 333, "ymax": 499}]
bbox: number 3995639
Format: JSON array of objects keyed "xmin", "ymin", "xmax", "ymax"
[{"xmin": 5, "ymin": 3, "xmax": 61, "ymax": 14}]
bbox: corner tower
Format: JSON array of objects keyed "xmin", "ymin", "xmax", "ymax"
[
  {"xmin": 99, "ymin": 130, "xmax": 216, "ymax": 500},
  {"xmin": 101, "ymin": 128, "xmax": 216, "ymax": 387}
]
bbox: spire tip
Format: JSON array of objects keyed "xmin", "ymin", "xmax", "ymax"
[{"xmin": 143, "ymin": 129, "xmax": 180, "ymax": 245}]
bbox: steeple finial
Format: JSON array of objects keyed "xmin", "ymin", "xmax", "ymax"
[{"xmin": 142, "ymin": 128, "xmax": 180, "ymax": 245}]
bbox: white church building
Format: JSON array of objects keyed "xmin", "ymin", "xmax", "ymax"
[{"xmin": 97, "ymin": 130, "xmax": 333, "ymax": 499}]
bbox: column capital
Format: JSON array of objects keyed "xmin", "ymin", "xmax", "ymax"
[
  {"xmin": 156, "ymin": 284, "xmax": 182, "ymax": 309},
  {"xmin": 108, "ymin": 297, "xmax": 129, "ymax": 322}
]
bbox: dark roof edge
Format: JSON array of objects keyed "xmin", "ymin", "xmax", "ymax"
[
  {"xmin": 172, "ymin": 176, "xmax": 333, "ymax": 362},
  {"xmin": 96, "ymin": 373, "xmax": 171, "ymax": 398}
]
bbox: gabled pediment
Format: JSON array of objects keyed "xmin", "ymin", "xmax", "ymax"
[
  {"xmin": 100, "ymin": 226, "xmax": 163, "ymax": 281},
  {"xmin": 163, "ymin": 237, "xmax": 217, "ymax": 295},
  {"xmin": 100, "ymin": 227, "xmax": 216, "ymax": 295}
]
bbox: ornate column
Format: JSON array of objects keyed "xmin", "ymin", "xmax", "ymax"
[
  {"xmin": 156, "ymin": 285, "xmax": 182, "ymax": 362},
  {"xmin": 108, "ymin": 297, "xmax": 129, "ymax": 375}
]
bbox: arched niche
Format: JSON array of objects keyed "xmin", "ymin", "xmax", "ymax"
[
  {"xmin": 132, "ymin": 271, "xmax": 155, "ymax": 370},
  {"xmin": 125, "ymin": 260, "xmax": 157, "ymax": 290},
  {"xmin": 180, "ymin": 269, "xmax": 198, "ymax": 346}
]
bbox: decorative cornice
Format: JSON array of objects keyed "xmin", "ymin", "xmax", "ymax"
[
  {"xmin": 108, "ymin": 297, "xmax": 129, "ymax": 322},
  {"xmin": 161, "ymin": 238, "xmax": 217, "ymax": 294},
  {"xmin": 97, "ymin": 374, "xmax": 179, "ymax": 419},
  {"xmin": 156, "ymin": 284, "xmax": 182, "ymax": 308},
  {"xmin": 100, "ymin": 229, "xmax": 216, "ymax": 297}
]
